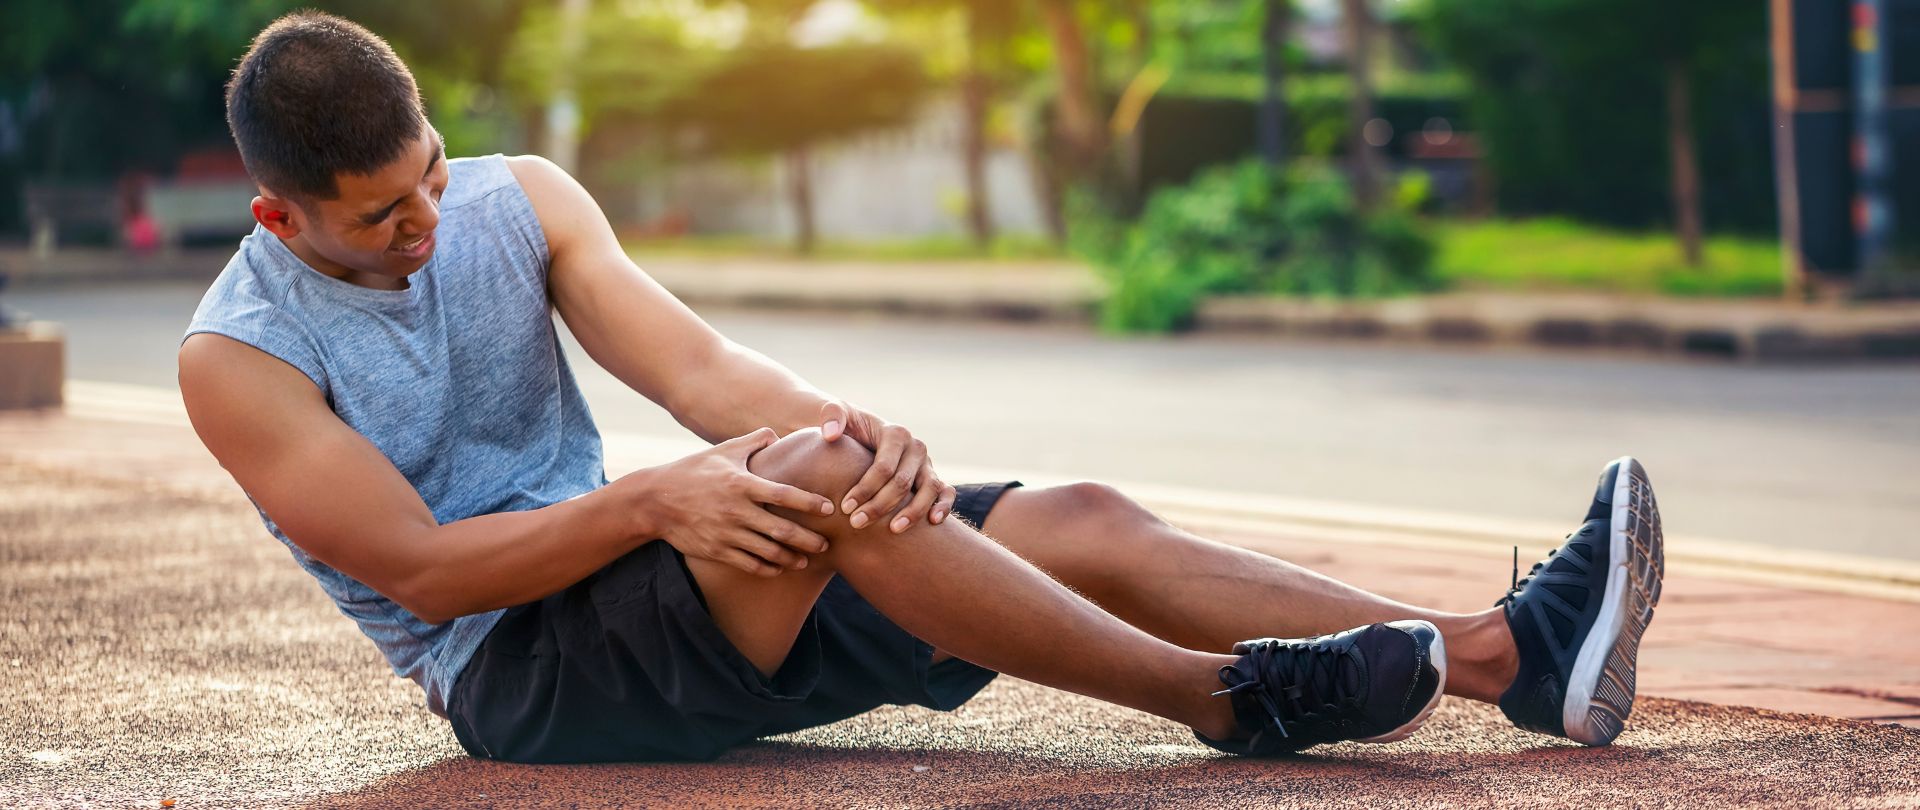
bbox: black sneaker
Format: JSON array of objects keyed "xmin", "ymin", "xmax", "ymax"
[
  {"xmin": 1497, "ymin": 456, "xmax": 1665, "ymax": 746},
  {"xmin": 1195, "ymin": 620, "xmax": 1446, "ymax": 756}
]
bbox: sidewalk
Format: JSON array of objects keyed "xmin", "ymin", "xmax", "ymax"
[
  {"xmin": 3, "ymin": 395, "xmax": 1918, "ymax": 807},
  {"xmin": 11, "ymin": 247, "xmax": 1920, "ymax": 362}
]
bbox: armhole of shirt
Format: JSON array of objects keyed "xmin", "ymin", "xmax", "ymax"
[
  {"xmin": 448, "ymin": 155, "xmax": 553, "ymax": 289},
  {"xmin": 183, "ymin": 310, "xmax": 330, "ymax": 396},
  {"xmin": 496, "ymin": 157, "xmax": 554, "ymax": 286}
]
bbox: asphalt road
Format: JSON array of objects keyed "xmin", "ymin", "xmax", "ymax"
[
  {"xmin": 11, "ymin": 278, "xmax": 1920, "ymax": 560},
  {"xmin": 5, "ymin": 461, "xmax": 1917, "ymax": 808}
]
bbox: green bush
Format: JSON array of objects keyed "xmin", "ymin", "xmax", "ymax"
[{"xmin": 1073, "ymin": 160, "xmax": 1437, "ymax": 332}]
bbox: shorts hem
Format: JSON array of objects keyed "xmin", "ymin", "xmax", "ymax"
[{"xmin": 660, "ymin": 543, "xmax": 825, "ymax": 706}]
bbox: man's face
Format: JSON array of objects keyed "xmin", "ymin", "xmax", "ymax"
[{"xmin": 264, "ymin": 127, "xmax": 449, "ymax": 282}]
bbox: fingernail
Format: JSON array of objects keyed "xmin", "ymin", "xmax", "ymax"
[
  {"xmin": 795, "ymin": 558, "xmax": 807, "ymax": 569},
  {"xmin": 820, "ymin": 501, "xmax": 834, "ymax": 515},
  {"xmin": 931, "ymin": 510, "xmax": 945, "ymax": 523},
  {"xmin": 824, "ymin": 420, "xmax": 841, "ymax": 436},
  {"xmin": 842, "ymin": 498, "xmax": 857, "ymax": 514},
  {"xmin": 890, "ymin": 516, "xmax": 909, "ymax": 533},
  {"xmin": 850, "ymin": 512, "xmax": 869, "ymax": 529}
]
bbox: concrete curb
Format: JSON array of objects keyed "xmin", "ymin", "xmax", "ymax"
[
  {"xmin": 2, "ymin": 247, "xmax": 226, "ymax": 287},
  {"xmin": 1197, "ymin": 293, "xmax": 1920, "ymax": 363},
  {"xmin": 639, "ymin": 258, "xmax": 1101, "ymax": 324}
]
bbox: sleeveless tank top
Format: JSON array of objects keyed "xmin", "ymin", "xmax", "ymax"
[{"xmin": 183, "ymin": 154, "xmax": 606, "ymax": 717}]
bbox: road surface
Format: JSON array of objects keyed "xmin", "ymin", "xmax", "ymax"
[{"xmin": 11, "ymin": 278, "xmax": 1920, "ymax": 560}]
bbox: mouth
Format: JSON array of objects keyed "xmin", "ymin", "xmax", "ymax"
[{"xmin": 388, "ymin": 231, "xmax": 435, "ymax": 260}]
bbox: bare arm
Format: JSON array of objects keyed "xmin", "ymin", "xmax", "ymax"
[
  {"xmin": 510, "ymin": 155, "xmax": 961, "ymax": 531},
  {"xmin": 179, "ymin": 335, "xmax": 834, "ymax": 623},
  {"xmin": 509, "ymin": 156, "xmax": 829, "ymax": 442}
]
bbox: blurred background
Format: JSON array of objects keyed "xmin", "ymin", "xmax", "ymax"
[{"xmin": 0, "ymin": 0, "xmax": 1917, "ymax": 563}]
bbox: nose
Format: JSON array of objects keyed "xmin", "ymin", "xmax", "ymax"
[{"xmin": 398, "ymin": 188, "xmax": 440, "ymax": 238}]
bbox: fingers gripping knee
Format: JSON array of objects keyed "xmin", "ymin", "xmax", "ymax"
[{"xmin": 747, "ymin": 427, "xmax": 874, "ymax": 518}]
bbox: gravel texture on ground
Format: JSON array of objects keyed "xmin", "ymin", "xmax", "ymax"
[{"xmin": 4, "ymin": 461, "xmax": 1917, "ymax": 809}]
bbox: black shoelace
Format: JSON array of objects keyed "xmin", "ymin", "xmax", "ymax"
[
  {"xmin": 1497, "ymin": 534, "xmax": 1572, "ymax": 608},
  {"xmin": 1211, "ymin": 639, "xmax": 1360, "ymax": 739}
]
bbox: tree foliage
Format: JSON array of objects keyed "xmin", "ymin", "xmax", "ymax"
[
  {"xmin": 1418, "ymin": 0, "xmax": 1772, "ymax": 232},
  {"xmin": 664, "ymin": 43, "xmax": 928, "ymax": 157}
]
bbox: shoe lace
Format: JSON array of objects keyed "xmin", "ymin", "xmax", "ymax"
[
  {"xmin": 1211, "ymin": 639, "xmax": 1359, "ymax": 739},
  {"xmin": 1496, "ymin": 541, "xmax": 1561, "ymax": 608}
]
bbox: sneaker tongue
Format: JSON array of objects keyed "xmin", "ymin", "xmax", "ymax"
[
  {"xmin": 1295, "ymin": 644, "xmax": 1362, "ymax": 711},
  {"xmin": 1338, "ymin": 651, "xmax": 1364, "ymax": 698}
]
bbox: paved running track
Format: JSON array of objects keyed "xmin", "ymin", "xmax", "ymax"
[{"xmin": 3, "ymin": 462, "xmax": 1917, "ymax": 809}]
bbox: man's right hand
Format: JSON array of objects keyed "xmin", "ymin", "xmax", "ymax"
[{"xmin": 626, "ymin": 427, "xmax": 837, "ymax": 578}]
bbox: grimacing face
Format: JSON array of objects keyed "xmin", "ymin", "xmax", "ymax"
[{"xmin": 252, "ymin": 126, "xmax": 449, "ymax": 290}]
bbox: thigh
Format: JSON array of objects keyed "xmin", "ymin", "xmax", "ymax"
[
  {"xmin": 683, "ymin": 553, "xmax": 836, "ymax": 677},
  {"xmin": 691, "ymin": 480, "xmax": 1024, "ymax": 684},
  {"xmin": 977, "ymin": 481, "xmax": 1162, "ymax": 594}
]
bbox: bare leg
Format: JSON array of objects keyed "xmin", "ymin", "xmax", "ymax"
[
  {"xmin": 977, "ymin": 483, "xmax": 1520, "ymax": 704},
  {"xmin": 682, "ymin": 429, "xmax": 1243, "ymax": 741}
]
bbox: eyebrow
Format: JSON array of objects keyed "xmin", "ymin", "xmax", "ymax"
[{"xmin": 358, "ymin": 134, "xmax": 446, "ymax": 225}]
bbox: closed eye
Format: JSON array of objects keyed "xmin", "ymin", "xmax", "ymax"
[{"xmin": 358, "ymin": 136, "xmax": 446, "ymax": 226}]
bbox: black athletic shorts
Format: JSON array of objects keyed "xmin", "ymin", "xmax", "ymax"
[{"xmin": 446, "ymin": 480, "xmax": 1023, "ymax": 763}]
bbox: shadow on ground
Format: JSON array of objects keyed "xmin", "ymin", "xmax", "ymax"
[{"xmin": 3, "ymin": 461, "xmax": 1917, "ymax": 808}]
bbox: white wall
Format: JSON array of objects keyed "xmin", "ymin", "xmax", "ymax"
[{"xmin": 630, "ymin": 97, "xmax": 1049, "ymax": 241}]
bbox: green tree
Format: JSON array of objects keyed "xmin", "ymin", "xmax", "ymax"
[{"xmin": 1421, "ymin": 0, "xmax": 1769, "ymax": 264}]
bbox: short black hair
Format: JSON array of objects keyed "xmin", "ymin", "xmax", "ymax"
[{"xmin": 225, "ymin": 11, "xmax": 426, "ymax": 201}]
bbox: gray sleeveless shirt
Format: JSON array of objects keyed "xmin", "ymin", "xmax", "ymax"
[{"xmin": 184, "ymin": 155, "xmax": 606, "ymax": 717}]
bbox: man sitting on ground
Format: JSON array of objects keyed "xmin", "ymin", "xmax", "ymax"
[{"xmin": 180, "ymin": 12, "xmax": 1664, "ymax": 762}]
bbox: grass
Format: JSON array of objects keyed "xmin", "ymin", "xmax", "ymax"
[
  {"xmin": 1434, "ymin": 218, "xmax": 1785, "ymax": 297},
  {"xmin": 622, "ymin": 233, "xmax": 1067, "ymax": 263},
  {"xmin": 623, "ymin": 218, "xmax": 1788, "ymax": 298}
]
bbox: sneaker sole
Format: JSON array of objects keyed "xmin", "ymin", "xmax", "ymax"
[
  {"xmin": 1357, "ymin": 619, "xmax": 1448, "ymax": 744},
  {"xmin": 1561, "ymin": 456, "xmax": 1665, "ymax": 746}
]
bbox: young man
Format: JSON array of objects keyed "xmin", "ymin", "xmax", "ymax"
[{"xmin": 180, "ymin": 12, "xmax": 1664, "ymax": 763}]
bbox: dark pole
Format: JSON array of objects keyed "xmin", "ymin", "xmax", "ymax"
[
  {"xmin": 1258, "ymin": 0, "xmax": 1287, "ymax": 165},
  {"xmin": 1852, "ymin": 0, "xmax": 1893, "ymax": 288}
]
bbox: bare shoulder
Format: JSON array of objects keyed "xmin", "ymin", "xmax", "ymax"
[
  {"xmin": 178, "ymin": 332, "xmax": 317, "ymax": 401},
  {"xmin": 178, "ymin": 333, "xmax": 330, "ymax": 465},
  {"xmin": 503, "ymin": 153, "xmax": 568, "ymax": 190},
  {"xmin": 503, "ymin": 154, "xmax": 613, "ymax": 260}
]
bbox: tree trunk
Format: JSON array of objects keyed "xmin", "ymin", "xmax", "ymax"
[
  {"xmin": 786, "ymin": 146, "xmax": 816, "ymax": 255},
  {"xmin": 1343, "ymin": 0, "xmax": 1381, "ymax": 209},
  {"xmin": 1258, "ymin": 0, "xmax": 1290, "ymax": 166},
  {"xmin": 1039, "ymin": 0, "xmax": 1106, "ymax": 184},
  {"xmin": 1666, "ymin": 60, "xmax": 1704, "ymax": 267},
  {"xmin": 1116, "ymin": 0, "xmax": 1153, "ymax": 194},
  {"xmin": 542, "ymin": 0, "xmax": 590, "ymax": 175},
  {"xmin": 961, "ymin": 10, "xmax": 995, "ymax": 250}
]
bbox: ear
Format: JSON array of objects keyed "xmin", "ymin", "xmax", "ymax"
[{"xmin": 251, "ymin": 195, "xmax": 302, "ymax": 240}]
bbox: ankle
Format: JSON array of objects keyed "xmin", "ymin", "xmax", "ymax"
[
  {"xmin": 1191, "ymin": 692, "xmax": 1240, "ymax": 741},
  {"xmin": 1184, "ymin": 653, "xmax": 1242, "ymax": 740},
  {"xmin": 1441, "ymin": 609, "xmax": 1519, "ymax": 704}
]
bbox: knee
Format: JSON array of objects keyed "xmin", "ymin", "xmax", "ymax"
[
  {"xmin": 1053, "ymin": 481, "xmax": 1154, "ymax": 527},
  {"xmin": 1029, "ymin": 481, "xmax": 1163, "ymax": 548},
  {"xmin": 746, "ymin": 427, "xmax": 874, "ymax": 502}
]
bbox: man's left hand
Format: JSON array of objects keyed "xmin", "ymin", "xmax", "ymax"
[{"xmin": 818, "ymin": 401, "xmax": 957, "ymax": 534}]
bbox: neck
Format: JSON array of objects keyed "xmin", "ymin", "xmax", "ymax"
[{"xmin": 283, "ymin": 234, "xmax": 410, "ymax": 291}]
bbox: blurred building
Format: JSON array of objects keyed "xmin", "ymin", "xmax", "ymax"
[{"xmin": 618, "ymin": 97, "xmax": 1049, "ymax": 242}]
